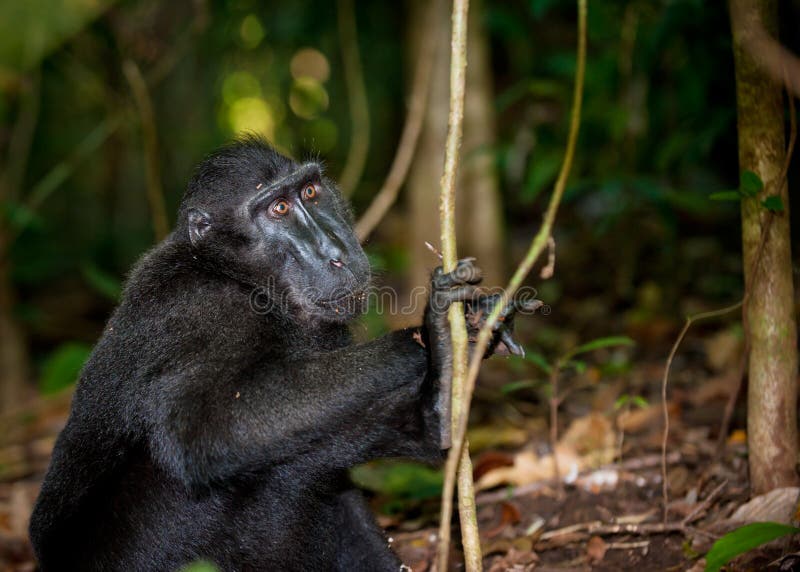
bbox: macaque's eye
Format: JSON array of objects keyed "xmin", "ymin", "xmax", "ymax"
[
  {"xmin": 302, "ymin": 184, "xmax": 317, "ymax": 201},
  {"xmin": 272, "ymin": 199, "xmax": 290, "ymax": 216}
]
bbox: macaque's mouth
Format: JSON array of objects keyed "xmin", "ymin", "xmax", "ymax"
[{"xmin": 314, "ymin": 287, "xmax": 368, "ymax": 306}]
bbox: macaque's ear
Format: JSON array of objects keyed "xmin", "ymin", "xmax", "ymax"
[{"xmin": 187, "ymin": 208, "xmax": 212, "ymax": 246}]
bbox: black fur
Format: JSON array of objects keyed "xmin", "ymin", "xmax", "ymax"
[{"xmin": 29, "ymin": 138, "xmax": 446, "ymax": 571}]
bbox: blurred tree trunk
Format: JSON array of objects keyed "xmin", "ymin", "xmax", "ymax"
[
  {"xmin": 0, "ymin": 220, "xmax": 29, "ymax": 414},
  {"xmin": 458, "ymin": 0, "xmax": 504, "ymax": 285},
  {"xmin": 408, "ymin": 0, "xmax": 504, "ymax": 302},
  {"xmin": 730, "ymin": 0, "xmax": 799, "ymax": 493},
  {"xmin": 0, "ymin": 79, "xmax": 37, "ymax": 413}
]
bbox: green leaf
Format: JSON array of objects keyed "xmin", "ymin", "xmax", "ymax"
[
  {"xmin": 522, "ymin": 151, "xmax": 563, "ymax": 203},
  {"xmin": 0, "ymin": 0, "xmax": 118, "ymax": 71},
  {"xmin": 39, "ymin": 343, "xmax": 91, "ymax": 394},
  {"xmin": 565, "ymin": 359, "xmax": 587, "ymax": 374},
  {"xmin": 522, "ymin": 351, "xmax": 552, "ymax": 374},
  {"xmin": 616, "ymin": 394, "xmax": 650, "ymax": 410},
  {"xmin": 501, "ymin": 379, "xmax": 541, "ymax": 395},
  {"xmin": 562, "ymin": 336, "xmax": 635, "ymax": 361},
  {"xmin": 81, "ymin": 262, "xmax": 121, "ymax": 302},
  {"xmin": 739, "ymin": 170, "xmax": 764, "ymax": 197},
  {"xmin": 704, "ymin": 522, "xmax": 800, "ymax": 572},
  {"xmin": 761, "ymin": 196, "xmax": 784, "ymax": 213},
  {"xmin": 614, "ymin": 395, "xmax": 630, "ymax": 410},
  {"xmin": 1, "ymin": 199, "xmax": 43, "ymax": 230},
  {"xmin": 350, "ymin": 461, "xmax": 443, "ymax": 500},
  {"xmin": 179, "ymin": 561, "xmax": 220, "ymax": 572},
  {"xmin": 708, "ymin": 191, "xmax": 742, "ymax": 202}
]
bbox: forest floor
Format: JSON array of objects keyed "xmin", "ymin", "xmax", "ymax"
[
  {"xmin": 1, "ymin": 350, "xmax": 799, "ymax": 571},
  {"xmin": 381, "ymin": 349, "xmax": 800, "ymax": 572}
]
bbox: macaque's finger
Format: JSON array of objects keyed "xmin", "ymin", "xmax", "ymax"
[
  {"xmin": 431, "ymin": 258, "xmax": 483, "ymax": 290},
  {"xmin": 499, "ymin": 327, "xmax": 525, "ymax": 357}
]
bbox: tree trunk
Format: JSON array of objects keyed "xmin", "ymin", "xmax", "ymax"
[
  {"xmin": 730, "ymin": 0, "xmax": 799, "ymax": 493},
  {"xmin": 0, "ymin": 230, "xmax": 29, "ymax": 413}
]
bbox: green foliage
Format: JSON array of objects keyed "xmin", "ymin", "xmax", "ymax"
[
  {"xmin": 560, "ymin": 336, "xmax": 635, "ymax": 362},
  {"xmin": 761, "ymin": 196, "xmax": 784, "ymax": 213},
  {"xmin": 1, "ymin": 200, "xmax": 43, "ymax": 231},
  {"xmin": 81, "ymin": 262, "xmax": 122, "ymax": 302},
  {"xmin": 563, "ymin": 359, "xmax": 587, "ymax": 374},
  {"xmin": 708, "ymin": 191, "xmax": 742, "ymax": 202},
  {"xmin": 704, "ymin": 522, "xmax": 800, "ymax": 572},
  {"xmin": 500, "ymin": 379, "xmax": 543, "ymax": 395},
  {"xmin": 0, "ymin": 0, "xmax": 117, "ymax": 71},
  {"xmin": 614, "ymin": 394, "xmax": 649, "ymax": 411},
  {"xmin": 520, "ymin": 351, "xmax": 552, "ymax": 374},
  {"xmin": 708, "ymin": 172, "xmax": 785, "ymax": 213},
  {"xmin": 523, "ymin": 150, "xmax": 563, "ymax": 203},
  {"xmin": 350, "ymin": 461, "xmax": 443, "ymax": 501},
  {"xmin": 39, "ymin": 342, "xmax": 91, "ymax": 394},
  {"xmin": 739, "ymin": 170, "xmax": 764, "ymax": 197},
  {"xmin": 179, "ymin": 561, "xmax": 220, "ymax": 572}
]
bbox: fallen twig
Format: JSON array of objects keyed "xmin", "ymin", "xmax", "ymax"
[
  {"xmin": 683, "ymin": 479, "xmax": 728, "ymax": 525},
  {"xmin": 475, "ymin": 451, "xmax": 682, "ymax": 506}
]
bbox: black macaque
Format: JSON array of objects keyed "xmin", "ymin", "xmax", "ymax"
[{"xmin": 29, "ymin": 137, "xmax": 529, "ymax": 571}]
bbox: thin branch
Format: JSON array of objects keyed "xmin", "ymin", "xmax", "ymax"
[
  {"xmin": 435, "ymin": 0, "xmax": 479, "ymax": 569},
  {"xmin": 337, "ymin": 0, "xmax": 370, "ymax": 196},
  {"xmin": 538, "ymin": 520, "xmax": 702, "ymax": 541},
  {"xmin": 683, "ymin": 479, "xmax": 728, "ymax": 525},
  {"xmin": 438, "ymin": 0, "xmax": 587, "ymax": 564},
  {"xmin": 548, "ymin": 365, "xmax": 563, "ymax": 497},
  {"xmin": 7, "ymin": 116, "xmax": 122, "ymax": 247},
  {"xmin": 7, "ymin": 7, "xmax": 208, "ymax": 247},
  {"xmin": 354, "ymin": 0, "xmax": 442, "ymax": 242},
  {"xmin": 659, "ymin": 301, "xmax": 742, "ymax": 524},
  {"xmin": 123, "ymin": 59, "xmax": 170, "ymax": 241},
  {"xmin": 6, "ymin": 70, "xmax": 42, "ymax": 202}
]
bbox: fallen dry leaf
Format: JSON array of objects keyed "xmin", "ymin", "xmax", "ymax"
[
  {"xmin": 475, "ymin": 446, "xmax": 583, "ymax": 491},
  {"xmin": 473, "ymin": 451, "xmax": 514, "ymax": 481},
  {"xmin": 731, "ymin": 487, "xmax": 799, "ymax": 524},
  {"xmin": 586, "ymin": 535, "xmax": 608, "ymax": 563},
  {"xmin": 560, "ymin": 413, "xmax": 616, "ymax": 466},
  {"xmin": 483, "ymin": 502, "xmax": 522, "ymax": 539}
]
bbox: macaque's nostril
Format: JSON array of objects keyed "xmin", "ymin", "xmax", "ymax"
[{"xmin": 330, "ymin": 259, "xmax": 344, "ymax": 269}]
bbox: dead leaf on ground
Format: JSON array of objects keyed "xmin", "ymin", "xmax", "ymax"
[
  {"xmin": 560, "ymin": 413, "xmax": 616, "ymax": 467},
  {"xmin": 473, "ymin": 451, "xmax": 514, "ymax": 481},
  {"xmin": 586, "ymin": 535, "xmax": 608, "ymax": 563},
  {"xmin": 617, "ymin": 401, "xmax": 679, "ymax": 433},
  {"xmin": 475, "ymin": 446, "xmax": 583, "ymax": 491},
  {"xmin": 467, "ymin": 423, "xmax": 531, "ymax": 452},
  {"xmin": 731, "ymin": 487, "xmax": 800, "ymax": 524},
  {"xmin": 487, "ymin": 546, "xmax": 539, "ymax": 572},
  {"xmin": 483, "ymin": 502, "xmax": 522, "ymax": 539}
]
